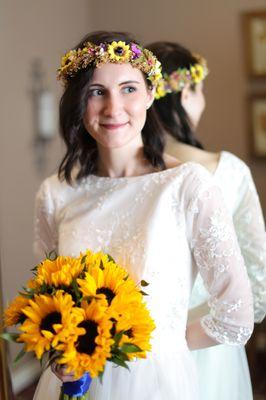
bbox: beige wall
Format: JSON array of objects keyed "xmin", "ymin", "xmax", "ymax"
[
  {"xmin": 89, "ymin": 0, "xmax": 266, "ymax": 214},
  {"xmin": 0, "ymin": 0, "xmax": 92, "ymax": 391}
]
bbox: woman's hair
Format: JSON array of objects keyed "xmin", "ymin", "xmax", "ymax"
[
  {"xmin": 146, "ymin": 41, "xmax": 203, "ymax": 149},
  {"xmin": 58, "ymin": 31, "xmax": 165, "ymax": 183}
]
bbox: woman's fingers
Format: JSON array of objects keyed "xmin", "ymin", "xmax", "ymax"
[{"xmin": 51, "ymin": 362, "xmax": 76, "ymax": 382}]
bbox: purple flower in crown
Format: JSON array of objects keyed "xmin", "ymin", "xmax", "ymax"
[{"xmin": 131, "ymin": 43, "xmax": 142, "ymax": 59}]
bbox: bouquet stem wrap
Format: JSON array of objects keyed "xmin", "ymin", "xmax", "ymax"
[{"xmin": 59, "ymin": 373, "xmax": 92, "ymax": 400}]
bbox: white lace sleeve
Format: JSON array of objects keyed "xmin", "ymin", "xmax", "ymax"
[
  {"xmin": 34, "ymin": 179, "xmax": 58, "ymax": 262},
  {"xmin": 233, "ymin": 168, "xmax": 266, "ymax": 323},
  {"xmin": 185, "ymin": 170, "xmax": 254, "ymax": 345}
]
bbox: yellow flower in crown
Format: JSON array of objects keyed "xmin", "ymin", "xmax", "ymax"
[
  {"xmin": 155, "ymin": 79, "xmax": 168, "ymax": 100},
  {"xmin": 18, "ymin": 291, "xmax": 84, "ymax": 359},
  {"xmin": 60, "ymin": 50, "xmax": 77, "ymax": 71},
  {"xmin": 108, "ymin": 41, "xmax": 131, "ymax": 62},
  {"xmin": 4, "ymin": 295, "xmax": 29, "ymax": 327},
  {"xmin": 190, "ymin": 64, "xmax": 205, "ymax": 84},
  {"xmin": 57, "ymin": 299, "xmax": 113, "ymax": 379},
  {"xmin": 36, "ymin": 255, "xmax": 84, "ymax": 287}
]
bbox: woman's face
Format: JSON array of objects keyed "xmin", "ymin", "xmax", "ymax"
[
  {"xmin": 181, "ymin": 81, "xmax": 206, "ymax": 129},
  {"xmin": 83, "ymin": 63, "xmax": 154, "ymax": 149}
]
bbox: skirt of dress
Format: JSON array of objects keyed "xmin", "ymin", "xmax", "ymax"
[
  {"xmin": 192, "ymin": 344, "xmax": 253, "ymax": 400},
  {"xmin": 33, "ymin": 347, "xmax": 199, "ymax": 400}
]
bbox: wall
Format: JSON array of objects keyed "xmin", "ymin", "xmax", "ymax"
[
  {"xmin": 0, "ymin": 0, "xmax": 92, "ymax": 392},
  {"xmin": 89, "ymin": 0, "xmax": 266, "ymax": 214}
]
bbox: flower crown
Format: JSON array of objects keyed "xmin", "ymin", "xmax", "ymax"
[
  {"xmin": 58, "ymin": 40, "xmax": 162, "ymax": 87},
  {"xmin": 155, "ymin": 55, "xmax": 209, "ymax": 100}
]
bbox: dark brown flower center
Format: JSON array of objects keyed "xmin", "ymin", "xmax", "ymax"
[
  {"xmin": 96, "ymin": 287, "xmax": 115, "ymax": 305},
  {"xmin": 76, "ymin": 320, "xmax": 98, "ymax": 355},
  {"xmin": 124, "ymin": 328, "xmax": 134, "ymax": 338},
  {"xmin": 114, "ymin": 46, "xmax": 124, "ymax": 56},
  {"xmin": 40, "ymin": 312, "xmax": 61, "ymax": 334}
]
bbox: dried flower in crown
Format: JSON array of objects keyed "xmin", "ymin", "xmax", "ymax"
[
  {"xmin": 155, "ymin": 54, "xmax": 209, "ymax": 100},
  {"xmin": 58, "ymin": 40, "xmax": 162, "ymax": 88}
]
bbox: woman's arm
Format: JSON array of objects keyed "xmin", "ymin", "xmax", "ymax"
[
  {"xmin": 184, "ymin": 167, "xmax": 254, "ymax": 350},
  {"xmin": 232, "ymin": 167, "xmax": 266, "ymax": 323}
]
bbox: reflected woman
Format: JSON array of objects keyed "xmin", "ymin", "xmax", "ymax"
[{"xmin": 147, "ymin": 40, "xmax": 266, "ymax": 400}]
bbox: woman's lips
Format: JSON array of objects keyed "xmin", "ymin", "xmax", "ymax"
[{"xmin": 100, "ymin": 122, "xmax": 128, "ymax": 130}]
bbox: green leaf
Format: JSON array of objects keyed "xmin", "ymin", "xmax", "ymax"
[
  {"xmin": 140, "ymin": 280, "xmax": 149, "ymax": 287},
  {"xmin": 14, "ymin": 348, "xmax": 26, "ymax": 364},
  {"xmin": 0, "ymin": 332, "xmax": 20, "ymax": 342},
  {"xmin": 120, "ymin": 343, "xmax": 142, "ymax": 353},
  {"xmin": 71, "ymin": 279, "xmax": 81, "ymax": 299},
  {"xmin": 107, "ymin": 254, "xmax": 116, "ymax": 263},
  {"xmin": 113, "ymin": 330, "xmax": 124, "ymax": 346},
  {"xmin": 81, "ymin": 255, "xmax": 86, "ymax": 264},
  {"xmin": 140, "ymin": 290, "xmax": 148, "ymax": 296},
  {"xmin": 46, "ymin": 250, "xmax": 57, "ymax": 261},
  {"xmin": 110, "ymin": 356, "xmax": 129, "ymax": 370},
  {"xmin": 98, "ymin": 369, "xmax": 104, "ymax": 384}
]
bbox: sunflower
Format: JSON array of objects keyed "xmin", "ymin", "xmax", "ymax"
[
  {"xmin": 18, "ymin": 291, "xmax": 84, "ymax": 359},
  {"xmin": 36, "ymin": 256, "xmax": 84, "ymax": 287},
  {"xmin": 108, "ymin": 41, "xmax": 131, "ymax": 62},
  {"xmin": 77, "ymin": 260, "xmax": 140, "ymax": 306},
  {"xmin": 4, "ymin": 295, "xmax": 29, "ymax": 326},
  {"xmin": 190, "ymin": 64, "xmax": 204, "ymax": 84},
  {"xmin": 112, "ymin": 300, "xmax": 155, "ymax": 359},
  {"xmin": 57, "ymin": 299, "xmax": 113, "ymax": 379}
]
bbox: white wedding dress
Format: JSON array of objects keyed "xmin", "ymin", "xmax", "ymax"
[
  {"xmin": 188, "ymin": 151, "xmax": 266, "ymax": 400},
  {"xmin": 33, "ymin": 162, "xmax": 254, "ymax": 400}
]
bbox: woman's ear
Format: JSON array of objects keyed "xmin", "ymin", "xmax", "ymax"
[
  {"xmin": 180, "ymin": 84, "xmax": 191, "ymax": 106},
  {"xmin": 146, "ymin": 86, "xmax": 155, "ymax": 109}
]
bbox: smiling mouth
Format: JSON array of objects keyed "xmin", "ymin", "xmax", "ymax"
[{"xmin": 100, "ymin": 122, "xmax": 128, "ymax": 130}]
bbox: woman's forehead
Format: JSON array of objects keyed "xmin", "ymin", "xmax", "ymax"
[{"xmin": 89, "ymin": 63, "xmax": 145, "ymax": 86}]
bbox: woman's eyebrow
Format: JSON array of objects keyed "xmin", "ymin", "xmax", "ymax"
[
  {"xmin": 119, "ymin": 80, "xmax": 141, "ymax": 85},
  {"xmin": 89, "ymin": 80, "xmax": 141, "ymax": 88}
]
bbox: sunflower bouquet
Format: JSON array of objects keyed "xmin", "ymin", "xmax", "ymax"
[{"xmin": 2, "ymin": 250, "xmax": 155, "ymax": 400}]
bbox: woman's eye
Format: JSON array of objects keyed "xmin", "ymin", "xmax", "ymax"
[
  {"xmin": 122, "ymin": 86, "xmax": 136, "ymax": 94},
  {"xmin": 89, "ymin": 89, "xmax": 104, "ymax": 97}
]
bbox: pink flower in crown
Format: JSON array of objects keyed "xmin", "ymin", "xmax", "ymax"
[{"xmin": 131, "ymin": 43, "xmax": 142, "ymax": 59}]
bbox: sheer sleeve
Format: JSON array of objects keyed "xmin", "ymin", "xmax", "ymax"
[
  {"xmin": 185, "ymin": 169, "xmax": 254, "ymax": 345},
  {"xmin": 233, "ymin": 167, "xmax": 266, "ymax": 323},
  {"xmin": 34, "ymin": 179, "xmax": 58, "ymax": 262}
]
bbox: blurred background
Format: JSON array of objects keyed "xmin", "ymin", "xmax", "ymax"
[{"xmin": 0, "ymin": 0, "xmax": 265, "ymax": 398}]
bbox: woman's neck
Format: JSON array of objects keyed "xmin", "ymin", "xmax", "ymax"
[{"xmin": 96, "ymin": 143, "xmax": 152, "ymax": 178}]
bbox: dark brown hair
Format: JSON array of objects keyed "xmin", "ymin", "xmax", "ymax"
[
  {"xmin": 58, "ymin": 31, "xmax": 165, "ymax": 183},
  {"xmin": 146, "ymin": 41, "xmax": 204, "ymax": 149}
]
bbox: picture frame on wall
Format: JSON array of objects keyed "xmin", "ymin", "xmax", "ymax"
[
  {"xmin": 242, "ymin": 10, "xmax": 266, "ymax": 77},
  {"xmin": 249, "ymin": 94, "xmax": 266, "ymax": 158}
]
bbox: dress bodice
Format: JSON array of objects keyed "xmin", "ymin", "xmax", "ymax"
[{"xmin": 34, "ymin": 162, "xmax": 253, "ymax": 348}]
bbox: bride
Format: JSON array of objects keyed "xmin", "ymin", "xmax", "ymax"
[{"xmin": 33, "ymin": 31, "xmax": 254, "ymax": 400}]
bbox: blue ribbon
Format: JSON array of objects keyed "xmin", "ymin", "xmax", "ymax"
[{"xmin": 62, "ymin": 373, "xmax": 92, "ymax": 396}]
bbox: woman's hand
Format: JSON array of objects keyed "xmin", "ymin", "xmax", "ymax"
[{"xmin": 51, "ymin": 362, "xmax": 76, "ymax": 383}]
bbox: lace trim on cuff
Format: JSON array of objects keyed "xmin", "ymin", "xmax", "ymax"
[{"xmin": 201, "ymin": 315, "xmax": 253, "ymax": 345}]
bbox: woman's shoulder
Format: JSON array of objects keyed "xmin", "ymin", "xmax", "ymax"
[
  {"xmin": 36, "ymin": 173, "xmax": 77, "ymax": 200},
  {"xmin": 165, "ymin": 139, "xmax": 220, "ymax": 173},
  {"xmin": 216, "ymin": 151, "xmax": 251, "ymax": 176}
]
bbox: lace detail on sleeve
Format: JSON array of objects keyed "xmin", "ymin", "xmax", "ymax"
[
  {"xmin": 34, "ymin": 179, "xmax": 58, "ymax": 262},
  {"xmin": 233, "ymin": 167, "xmax": 266, "ymax": 323},
  {"xmin": 186, "ymin": 172, "xmax": 254, "ymax": 345}
]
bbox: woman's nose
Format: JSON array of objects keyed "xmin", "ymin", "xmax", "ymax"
[{"xmin": 103, "ymin": 93, "xmax": 122, "ymax": 117}]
